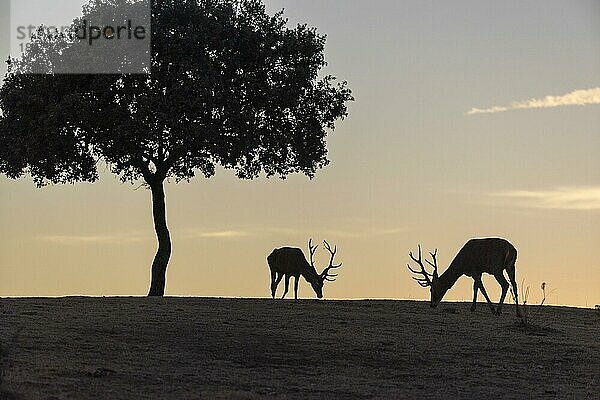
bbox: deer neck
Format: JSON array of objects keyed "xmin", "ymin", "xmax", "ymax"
[
  {"xmin": 302, "ymin": 263, "xmax": 320, "ymax": 284},
  {"xmin": 437, "ymin": 262, "xmax": 462, "ymax": 292}
]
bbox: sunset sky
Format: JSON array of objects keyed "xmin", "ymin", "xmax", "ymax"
[{"xmin": 0, "ymin": 0, "xmax": 599, "ymax": 306}]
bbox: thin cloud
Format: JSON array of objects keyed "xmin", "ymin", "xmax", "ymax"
[
  {"xmin": 260, "ymin": 227, "xmax": 303, "ymax": 236},
  {"xmin": 322, "ymin": 227, "xmax": 406, "ymax": 239},
  {"xmin": 38, "ymin": 226, "xmax": 407, "ymax": 245},
  {"xmin": 467, "ymin": 87, "xmax": 600, "ymax": 115},
  {"xmin": 38, "ymin": 232, "xmax": 146, "ymax": 245},
  {"xmin": 38, "ymin": 229, "xmax": 252, "ymax": 245},
  {"xmin": 182, "ymin": 230, "xmax": 252, "ymax": 239},
  {"xmin": 182, "ymin": 226, "xmax": 406, "ymax": 240},
  {"xmin": 493, "ymin": 187, "xmax": 600, "ymax": 210},
  {"xmin": 377, "ymin": 227, "xmax": 407, "ymax": 235},
  {"xmin": 180, "ymin": 227, "xmax": 305, "ymax": 239}
]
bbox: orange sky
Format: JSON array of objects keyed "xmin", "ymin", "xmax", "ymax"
[{"xmin": 1, "ymin": 0, "xmax": 599, "ymax": 306}]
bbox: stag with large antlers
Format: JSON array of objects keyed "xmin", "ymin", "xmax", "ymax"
[
  {"xmin": 407, "ymin": 238, "xmax": 521, "ymax": 316},
  {"xmin": 267, "ymin": 239, "xmax": 342, "ymax": 299}
]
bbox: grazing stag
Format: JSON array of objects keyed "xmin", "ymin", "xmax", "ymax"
[
  {"xmin": 407, "ymin": 238, "xmax": 521, "ymax": 316},
  {"xmin": 268, "ymin": 239, "xmax": 342, "ymax": 299}
]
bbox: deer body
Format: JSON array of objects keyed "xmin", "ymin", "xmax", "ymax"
[
  {"xmin": 408, "ymin": 238, "xmax": 521, "ymax": 316},
  {"xmin": 268, "ymin": 247, "xmax": 321, "ymax": 299},
  {"xmin": 268, "ymin": 240, "xmax": 342, "ymax": 299}
]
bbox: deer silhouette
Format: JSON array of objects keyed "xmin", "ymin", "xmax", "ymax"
[
  {"xmin": 408, "ymin": 238, "xmax": 521, "ymax": 316},
  {"xmin": 267, "ymin": 239, "xmax": 342, "ymax": 299}
]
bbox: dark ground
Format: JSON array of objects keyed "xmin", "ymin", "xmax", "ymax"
[{"xmin": 0, "ymin": 298, "xmax": 598, "ymax": 399}]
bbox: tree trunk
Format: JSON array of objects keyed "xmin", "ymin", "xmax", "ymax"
[{"xmin": 147, "ymin": 180, "xmax": 172, "ymax": 296}]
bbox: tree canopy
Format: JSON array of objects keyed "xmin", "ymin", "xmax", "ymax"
[{"xmin": 0, "ymin": 0, "xmax": 353, "ymax": 295}]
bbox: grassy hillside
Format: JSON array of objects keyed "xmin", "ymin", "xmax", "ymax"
[{"xmin": 0, "ymin": 298, "xmax": 598, "ymax": 399}]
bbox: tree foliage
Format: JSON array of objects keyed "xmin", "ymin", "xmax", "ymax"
[
  {"xmin": 0, "ymin": 0, "xmax": 353, "ymax": 295},
  {"xmin": 1, "ymin": 0, "xmax": 352, "ymax": 187}
]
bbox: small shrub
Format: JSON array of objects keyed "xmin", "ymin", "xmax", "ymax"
[{"xmin": 512, "ymin": 281, "xmax": 557, "ymax": 334}]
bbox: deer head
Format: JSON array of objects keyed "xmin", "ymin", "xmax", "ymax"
[
  {"xmin": 407, "ymin": 245, "xmax": 445, "ymax": 308},
  {"xmin": 307, "ymin": 239, "xmax": 343, "ymax": 298}
]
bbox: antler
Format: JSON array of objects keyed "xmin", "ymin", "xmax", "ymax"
[
  {"xmin": 321, "ymin": 240, "xmax": 342, "ymax": 281},
  {"xmin": 308, "ymin": 238, "xmax": 319, "ymax": 268},
  {"xmin": 407, "ymin": 245, "xmax": 438, "ymax": 287},
  {"xmin": 426, "ymin": 248, "xmax": 438, "ymax": 278}
]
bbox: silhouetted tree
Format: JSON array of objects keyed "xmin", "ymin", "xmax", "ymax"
[{"xmin": 0, "ymin": 0, "xmax": 352, "ymax": 296}]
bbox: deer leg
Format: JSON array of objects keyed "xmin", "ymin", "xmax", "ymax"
[
  {"xmin": 494, "ymin": 272, "xmax": 510, "ymax": 315},
  {"xmin": 281, "ymin": 275, "xmax": 291, "ymax": 299},
  {"xmin": 294, "ymin": 276, "xmax": 300, "ymax": 300},
  {"xmin": 270, "ymin": 270, "xmax": 278, "ymax": 299},
  {"xmin": 474, "ymin": 276, "xmax": 496, "ymax": 314},
  {"xmin": 471, "ymin": 280, "xmax": 479, "ymax": 312},
  {"xmin": 507, "ymin": 263, "xmax": 521, "ymax": 318},
  {"xmin": 272, "ymin": 273, "xmax": 284, "ymax": 299}
]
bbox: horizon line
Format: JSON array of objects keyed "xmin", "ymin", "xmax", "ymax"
[{"xmin": 0, "ymin": 295, "xmax": 593, "ymax": 309}]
